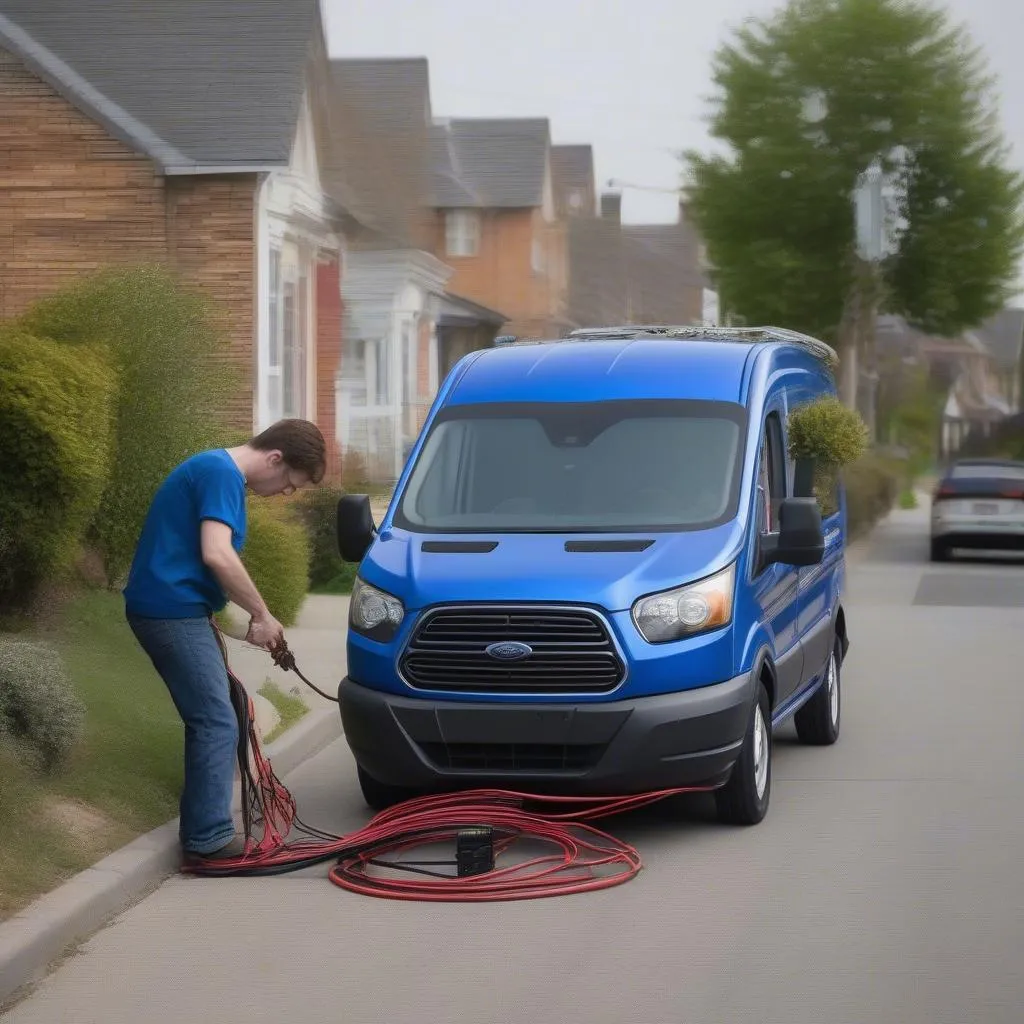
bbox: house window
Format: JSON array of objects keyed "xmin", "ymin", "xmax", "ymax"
[
  {"xmin": 446, "ymin": 210, "xmax": 480, "ymax": 257},
  {"xmin": 568, "ymin": 190, "xmax": 583, "ymax": 211},
  {"xmin": 267, "ymin": 240, "xmax": 313, "ymax": 424},
  {"xmin": 531, "ymin": 235, "xmax": 545, "ymax": 274}
]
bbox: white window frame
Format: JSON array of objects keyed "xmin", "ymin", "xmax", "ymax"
[
  {"xmin": 266, "ymin": 238, "xmax": 315, "ymax": 425},
  {"xmin": 445, "ymin": 210, "xmax": 480, "ymax": 257}
]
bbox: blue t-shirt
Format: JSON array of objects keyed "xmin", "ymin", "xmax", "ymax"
[{"xmin": 123, "ymin": 449, "xmax": 246, "ymax": 618}]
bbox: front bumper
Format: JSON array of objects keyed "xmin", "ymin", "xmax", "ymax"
[
  {"xmin": 338, "ymin": 671, "xmax": 756, "ymax": 794},
  {"xmin": 932, "ymin": 520, "xmax": 1024, "ymax": 548},
  {"xmin": 932, "ymin": 503, "xmax": 1024, "ymax": 547}
]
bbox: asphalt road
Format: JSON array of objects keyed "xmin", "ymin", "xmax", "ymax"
[{"xmin": 5, "ymin": 500, "xmax": 1024, "ymax": 1024}]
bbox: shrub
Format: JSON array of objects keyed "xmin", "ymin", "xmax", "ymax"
[
  {"xmin": 18, "ymin": 265, "xmax": 240, "ymax": 584},
  {"xmin": 240, "ymin": 499, "xmax": 311, "ymax": 627},
  {"xmin": 843, "ymin": 454, "xmax": 901, "ymax": 538},
  {"xmin": 788, "ymin": 397, "xmax": 869, "ymax": 516},
  {"xmin": 292, "ymin": 485, "xmax": 359, "ymax": 594},
  {"xmin": 788, "ymin": 396, "xmax": 869, "ymax": 465},
  {"xmin": 0, "ymin": 635, "xmax": 86, "ymax": 772},
  {"xmin": 0, "ymin": 328, "xmax": 117, "ymax": 610}
]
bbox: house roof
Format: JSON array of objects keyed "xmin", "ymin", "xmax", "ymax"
[
  {"xmin": 438, "ymin": 292, "xmax": 508, "ymax": 328},
  {"xmin": 327, "ymin": 57, "xmax": 434, "ymax": 246},
  {"xmin": 0, "ymin": 0, "xmax": 318, "ymax": 173},
  {"xmin": 623, "ymin": 223, "xmax": 706, "ymax": 289},
  {"xmin": 330, "ymin": 58, "xmax": 430, "ymax": 137},
  {"xmin": 430, "ymin": 118, "xmax": 551, "ymax": 208},
  {"xmin": 973, "ymin": 308, "xmax": 1024, "ymax": 370},
  {"xmin": 551, "ymin": 145, "xmax": 593, "ymax": 195}
]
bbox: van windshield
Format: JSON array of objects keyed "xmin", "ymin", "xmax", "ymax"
[{"xmin": 394, "ymin": 399, "xmax": 747, "ymax": 533}]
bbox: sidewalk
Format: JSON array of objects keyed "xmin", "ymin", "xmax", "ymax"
[
  {"xmin": 0, "ymin": 592, "xmax": 351, "ymax": 1009},
  {"xmin": 219, "ymin": 594, "xmax": 350, "ymax": 717}
]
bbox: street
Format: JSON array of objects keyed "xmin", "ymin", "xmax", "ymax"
[{"xmin": 4, "ymin": 499, "xmax": 1024, "ymax": 1024}]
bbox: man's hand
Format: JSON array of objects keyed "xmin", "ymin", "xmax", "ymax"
[{"xmin": 245, "ymin": 611, "xmax": 285, "ymax": 652}]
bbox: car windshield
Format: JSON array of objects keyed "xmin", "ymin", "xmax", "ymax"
[
  {"xmin": 395, "ymin": 399, "xmax": 747, "ymax": 533},
  {"xmin": 951, "ymin": 463, "xmax": 1024, "ymax": 481}
]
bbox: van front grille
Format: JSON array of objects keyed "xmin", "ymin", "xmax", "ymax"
[{"xmin": 400, "ymin": 606, "xmax": 624, "ymax": 694}]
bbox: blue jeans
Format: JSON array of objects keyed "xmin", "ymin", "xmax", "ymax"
[{"xmin": 126, "ymin": 612, "xmax": 238, "ymax": 854}]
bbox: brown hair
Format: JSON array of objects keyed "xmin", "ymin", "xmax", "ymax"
[{"xmin": 249, "ymin": 418, "xmax": 327, "ymax": 484}]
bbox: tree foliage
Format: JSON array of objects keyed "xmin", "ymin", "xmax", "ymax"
[
  {"xmin": 683, "ymin": 0, "xmax": 1024, "ymax": 340},
  {"xmin": 18, "ymin": 266, "xmax": 240, "ymax": 583}
]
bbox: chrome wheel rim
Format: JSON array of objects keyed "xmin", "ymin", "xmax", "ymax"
[
  {"xmin": 827, "ymin": 652, "xmax": 839, "ymax": 726},
  {"xmin": 753, "ymin": 703, "xmax": 769, "ymax": 800}
]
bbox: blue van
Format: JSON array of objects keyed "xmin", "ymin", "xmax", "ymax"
[{"xmin": 335, "ymin": 325, "xmax": 849, "ymax": 825}]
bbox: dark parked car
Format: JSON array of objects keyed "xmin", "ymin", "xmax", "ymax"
[{"xmin": 930, "ymin": 458, "xmax": 1024, "ymax": 560}]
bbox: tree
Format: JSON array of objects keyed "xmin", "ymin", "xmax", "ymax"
[{"xmin": 683, "ymin": 0, "xmax": 1024, "ymax": 405}]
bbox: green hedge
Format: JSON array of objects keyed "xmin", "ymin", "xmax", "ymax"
[
  {"xmin": 240, "ymin": 499, "xmax": 311, "ymax": 628},
  {"xmin": 0, "ymin": 329, "xmax": 116, "ymax": 610},
  {"xmin": 843, "ymin": 454, "xmax": 901, "ymax": 539},
  {"xmin": 292, "ymin": 485, "xmax": 358, "ymax": 594},
  {"xmin": 18, "ymin": 265, "xmax": 240, "ymax": 584}
]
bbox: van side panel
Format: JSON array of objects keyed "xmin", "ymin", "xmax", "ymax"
[{"xmin": 787, "ymin": 369, "xmax": 845, "ymax": 690}]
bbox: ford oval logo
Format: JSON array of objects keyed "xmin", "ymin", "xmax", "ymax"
[{"xmin": 485, "ymin": 641, "xmax": 533, "ymax": 661}]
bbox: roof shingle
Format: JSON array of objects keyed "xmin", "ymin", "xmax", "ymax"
[
  {"xmin": 430, "ymin": 118, "xmax": 550, "ymax": 208},
  {"xmin": 0, "ymin": 0, "xmax": 317, "ymax": 171}
]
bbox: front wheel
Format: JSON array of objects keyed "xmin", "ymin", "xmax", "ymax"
[
  {"xmin": 794, "ymin": 637, "xmax": 842, "ymax": 746},
  {"xmin": 715, "ymin": 680, "xmax": 772, "ymax": 826}
]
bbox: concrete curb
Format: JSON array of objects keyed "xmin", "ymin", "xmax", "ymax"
[{"xmin": 0, "ymin": 702, "xmax": 342, "ymax": 1009}]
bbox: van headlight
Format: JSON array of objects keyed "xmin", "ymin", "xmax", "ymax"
[
  {"xmin": 349, "ymin": 578, "xmax": 405, "ymax": 642},
  {"xmin": 631, "ymin": 563, "xmax": 735, "ymax": 644}
]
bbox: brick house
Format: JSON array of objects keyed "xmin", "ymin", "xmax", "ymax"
[
  {"xmin": 326, "ymin": 60, "xmax": 508, "ymax": 484},
  {"xmin": 564, "ymin": 185, "xmax": 711, "ymax": 330},
  {"xmin": 551, "ymin": 144, "xmax": 597, "ymax": 219},
  {"xmin": 874, "ymin": 314, "xmax": 1013, "ymax": 459},
  {"xmin": 0, "ymin": 0, "xmax": 369, "ymax": 479},
  {"xmin": 429, "ymin": 117, "xmax": 572, "ymax": 339},
  {"xmin": 972, "ymin": 308, "xmax": 1024, "ymax": 415}
]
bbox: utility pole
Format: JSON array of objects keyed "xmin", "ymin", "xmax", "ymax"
[{"xmin": 850, "ymin": 160, "xmax": 892, "ymax": 437}]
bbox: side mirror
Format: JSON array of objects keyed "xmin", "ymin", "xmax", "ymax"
[
  {"xmin": 761, "ymin": 497, "xmax": 824, "ymax": 568},
  {"xmin": 337, "ymin": 494, "xmax": 376, "ymax": 563}
]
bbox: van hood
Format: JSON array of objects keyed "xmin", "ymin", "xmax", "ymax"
[{"xmin": 360, "ymin": 524, "xmax": 747, "ymax": 613}]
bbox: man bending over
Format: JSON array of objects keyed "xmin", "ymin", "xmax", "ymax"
[{"xmin": 123, "ymin": 419, "xmax": 326, "ymax": 863}]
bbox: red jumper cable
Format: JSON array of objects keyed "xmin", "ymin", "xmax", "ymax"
[{"xmin": 188, "ymin": 629, "xmax": 713, "ymax": 901}]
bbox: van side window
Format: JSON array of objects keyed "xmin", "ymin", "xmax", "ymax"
[{"xmin": 759, "ymin": 413, "xmax": 786, "ymax": 533}]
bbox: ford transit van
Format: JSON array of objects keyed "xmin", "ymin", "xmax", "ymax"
[{"xmin": 335, "ymin": 325, "xmax": 849, "ymax": 825}]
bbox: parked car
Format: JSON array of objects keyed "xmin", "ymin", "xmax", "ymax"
[
  {"xmin": 930, "ymin": 458, "xmax": 1024, "ymax": 561},
  {"xmin": 335, "ymin": 325, "xmax": 850, "ymax": 826}
]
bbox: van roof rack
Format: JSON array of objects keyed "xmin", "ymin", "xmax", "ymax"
[{"xmin": 565, "ymin": 324, "xmax": 839, "ymax": 367}]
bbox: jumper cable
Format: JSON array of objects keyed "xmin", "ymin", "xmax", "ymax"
[{"xmin": 190, "ymin": 626, "xmax": 712, "ymax": 901}]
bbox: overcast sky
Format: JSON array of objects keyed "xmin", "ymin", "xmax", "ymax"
[{"xmin": 324, "ymin": 0, "xmax": 1024, "ymax": 296}]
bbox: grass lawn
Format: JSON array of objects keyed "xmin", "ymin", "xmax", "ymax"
[
  {"xmin": 0, "ymin": 590, "xmax": 183, "ymax": 921},
  {"xmin": 258, "ymin": 680, "xmax": 308, "ymax": 744}
]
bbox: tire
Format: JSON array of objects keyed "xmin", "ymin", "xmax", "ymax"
[
  {"xmin": 715, "ymin": 679, "xmax": 772, "ymax": 826},
  {"xmin": 930, "ymin": 538, "xmax": 949, "ymax": 562},
  {"xmin": 356, "ymin": 765, "xmax": 419, "ymax": 812},
  {"xmin": 794, "ymin": 636, "xmax": 841, "ymax": 746}
]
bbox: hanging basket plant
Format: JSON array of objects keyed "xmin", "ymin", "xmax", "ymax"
[{"xmin": 787, "ymin": 396, "xmax": 868, "ymax": 514}]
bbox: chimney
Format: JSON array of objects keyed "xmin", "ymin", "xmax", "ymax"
[
  {"xmin": 600, "ymin": 191, "xmax": 621, "ymax": 224},
  {"xmin": 678, "ymin": 197, "xmax": 690, "ymax": 223}
]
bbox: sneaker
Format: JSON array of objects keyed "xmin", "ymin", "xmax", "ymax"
[{"xmin": 182, "ymin": 834, "xmax": 248, "ymax": 867}]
